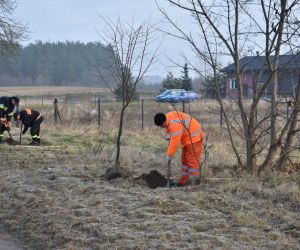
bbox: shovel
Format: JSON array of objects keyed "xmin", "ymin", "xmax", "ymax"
[
  {"xmin": 6, "ymin": 128, "xmax": 13, "ymax": 140},
  {"xmin": 6, "ymin": 129, "xmax": 16, "ymax": 144},
  {"xmin": 19, "ymin": 123, "xmax": 23, "ymax": 143},
  {"xmin": 167, "ymin": 160, "xmax": 171, "ymax": 188}
]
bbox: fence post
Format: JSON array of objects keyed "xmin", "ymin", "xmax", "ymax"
[
  {"xmin": 141, "ymin": 99, "xmax": 144, "ymax": 130},
  {"xmin": 182, "ymin": 101, "xmax": 185, "ymax": 113},
  {"xmin": 54, "ymin": 98, "xmax": 62, "ymax": 124},
  {"xmin": 41, "ymin": 95, "xmax": 44, "ymax": 108},
  {"xmin": 97, "ymin": 97, "xmax": 101, "ymax": 132}
]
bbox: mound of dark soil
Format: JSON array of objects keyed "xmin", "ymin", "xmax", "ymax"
[
  {"xmin": 5, "ymin": 138, "xmax": 20, "ymax": 145},
  {"xmin": 105, "ymin": 167, "xmax": 122, "ymax": 180},
  {"xmin": 133, "ymin": 170, "xmax": 168, "ymax": 189}
]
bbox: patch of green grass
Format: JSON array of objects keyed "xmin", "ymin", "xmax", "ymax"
[{"xmin": 122, "ymin": 131, "xmax": 163, "ymax": 154}]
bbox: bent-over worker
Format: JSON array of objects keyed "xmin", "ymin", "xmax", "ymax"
[
  {"xmin": 0, "ymin": 96, "xmax": 19, "ymax": 143},
  {"xmin": 154, "ymin": 111, "xmax": 204, "ymax": 186},
  {"xmin": 14, "ymin": 109, "xmax": 44, "ymax": 145}
]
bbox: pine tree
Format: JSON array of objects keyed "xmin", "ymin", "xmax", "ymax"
[
  {"xmin": 160, "ymin": 71, "xmax": 181, "ymax": 92},
  {"xmin": 200, "ymin": 73, "xmax": 226, "ymax": 98},
  {"xmin": 180, "ymin": 63, "xmax": 193, "ymax": 90}
]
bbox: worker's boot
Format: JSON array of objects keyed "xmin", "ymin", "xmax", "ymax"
[
  {"xmin": 37, "ymin": 138, "xmax": 41, "ymax": 145},
  {"xmin": 29, "ymin": 139, "xmax": 39, "ymax": 146},
  {"xmin": 169, "ymin": 180, "xmax": 181, "ymax": 187}
]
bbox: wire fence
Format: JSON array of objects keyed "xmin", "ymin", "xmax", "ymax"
[
  {"xmin": 14, "ymin": 92, "xmax": 226, "ymax": 132},
  {"xmin": 13, "ymin": 92, "xmax": 294, "ymax": 134}
]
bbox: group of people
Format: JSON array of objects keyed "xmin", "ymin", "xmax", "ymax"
[
  {"xmin": 0, "ymin": 96, "xmax": 44, "ymax": 145},
  {"xmin": 1, "ymin": 95, "xmax": 204, "ymax": 186}
]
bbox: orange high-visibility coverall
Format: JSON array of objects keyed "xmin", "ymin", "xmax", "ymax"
[{"xmin": 164, "ymin": 111, "xmax": 204, "ymax": 185}]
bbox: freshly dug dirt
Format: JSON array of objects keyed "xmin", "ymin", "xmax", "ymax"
[
  {"xmin": 133, "ymin": 170, "xmax": 167, "ymax": 189},
  {"xmin": 4, "ymin": 138, "xmax": 20, "ymax": 145},
  {"xmin": 105, "ymin": 167, "xmax": 123, "ymax": 180}
]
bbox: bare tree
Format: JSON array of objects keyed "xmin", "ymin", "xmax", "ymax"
[
  {"xmin": 96, "ymin": 16, "xmax": 158, "ymax": 176},
  {"xmin": 0, "ymin": 0, "xmax": 27, "ymax": 55},
  {"xmin": 158, "ymin": 0, "xmax": 300, "ymax": 174}
]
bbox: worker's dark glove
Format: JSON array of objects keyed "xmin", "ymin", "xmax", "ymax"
[{"xmin": 169, "ymin": 180, "xmax": 181, "ymax": 187}]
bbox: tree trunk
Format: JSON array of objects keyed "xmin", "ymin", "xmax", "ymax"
[
  {"xmin": 258, "ymin": 71, "xmax": 280, "ymax": 175},
  {"xmin": 115, "ymin": 105, "xmax": 126, "ymax": 172},
  {"xmin": 270, "ymin": 70, "xmax": 278, "ymax": 144},
  {"xmin": 258, "ymin": 0, "xmax": 287, "ymax": 175},
  {"xmin": 276, "ymin": 73, "xmax": 300, "ymax": 170},
  {"xmin": 246, "ymin": 119, "xmax": 257, "ymax": 172}
]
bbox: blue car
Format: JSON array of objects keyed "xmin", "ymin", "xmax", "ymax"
[
  {"xmin": 165, "ymin": 91, "xmax": 199, "ymax": 103},
  {"xmin": 154, "ymin": 89, "xmax": 185, "ymax": 102},
  {"xmin": 164, "ymin": 91, "xmax": 186, "ymax": 103},
  {"xmin": 184, "ymin": 91, "xmax": 199, "ymax": 101}
]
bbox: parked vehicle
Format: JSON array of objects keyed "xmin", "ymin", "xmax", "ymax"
[
  {"xmin": 155, "ymin": 89, "xmax": 199, "ymax": 103},
  {"xmin": 164, "ymin": 91, "xmax": 186, "ymax": 103},
  {"xmin": 154, "ymin": 89, "xmax": 185, "ymax": 102},
  {"xmin": 184, "ymin": 91, "xmax": 199, "ymax": 101}
]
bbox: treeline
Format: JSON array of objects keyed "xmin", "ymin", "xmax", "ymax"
[{"xmin": 0, "ymin": 41, "xmax": 115, "ymax": 86}]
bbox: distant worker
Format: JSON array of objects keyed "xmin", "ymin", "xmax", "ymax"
[
  {"xmin": 0, "ymin": 96, "xmax": 20, "ymax": 143},
  {"xmin": 0, "ymin": 119, "xmax": 10, "ymax": 143},
  {"xmin": 14, "ymin": 109, "xmax": 44, "ymax": 145},
  {"xmin": 154, "ymin": 111, "xmax": 204, "ymax": 186}
]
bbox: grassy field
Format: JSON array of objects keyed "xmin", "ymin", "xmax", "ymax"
[
  {"xmin": 0, "ymin": 86, "xmax": 110, "ymax": 96},
  {"xmin": 0, "ymin": 89, "xmax": 299, "ymax": 249}
]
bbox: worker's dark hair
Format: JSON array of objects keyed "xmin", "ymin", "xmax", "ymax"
[
  {"xmin": 13, "ymin": 112, "xmax": 20, "ymax": 121},
  {"xmin": 11, "ymin": 96, "xmax": 20, "ymax": 104},
  {"xmin": 154, "ymin": 113, "xmax": 166, "ymax": 126}
]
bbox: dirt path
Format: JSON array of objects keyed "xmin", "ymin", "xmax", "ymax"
[{"xmin": 0, "ymin": 232, "xmax": 24, "ymax": 250}]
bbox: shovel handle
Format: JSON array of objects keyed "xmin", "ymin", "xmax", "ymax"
[
  {"xmin": 19, "ymin": 123, "xmax": 23, "ymax": 143},
  {"xmin": 7, "ymin": 129, "xmax": 12, "ymax": 140},
  {"xmin": 167, "ymin": 160, "xmax": 171, "ymax": 188}
]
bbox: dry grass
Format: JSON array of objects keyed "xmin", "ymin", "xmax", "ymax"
[
  {"xmin": 0, "ymin": 86, "xmax": 110, "ymax": 96},
  {"xmin": 0, "ymin": 133, "xmax": 299, "ymax": 249},
  {"xmin": 0, "ymin": 96, "xmax": 299, "ymax": 249}
]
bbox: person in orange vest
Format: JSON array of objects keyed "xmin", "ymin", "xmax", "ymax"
[
  {"xmin": 154, "ymin": 111, "xmax": 204, "ymax": 186},
  {"xmin": 0, "ymin": 119, "xmax": 11, "ymax": 144},
  {"xmin": 13, "ymin": 109, "xmax": 44, "ymax": 145},
  {"xmin": 0, "ymin": 96, "xmax": 19, "ymax": 143}
]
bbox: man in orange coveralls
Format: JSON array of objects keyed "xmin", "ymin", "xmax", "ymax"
[{"xmin": 154, "ymin": 111, "xmax": 204, "ymax": 186}]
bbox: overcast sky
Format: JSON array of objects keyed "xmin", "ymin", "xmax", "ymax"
[{"xmin": 15, "ymin": 0, "xmax": 200, "ymax": 78}]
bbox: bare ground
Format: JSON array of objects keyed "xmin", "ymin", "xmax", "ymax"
[
  {"xmin": 0, "ymin": 231, "xmax": 24, "ymax": 250},
  {"xmin": 0, "ymin": 139, "xmax": 299, "ymax": 250}
]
